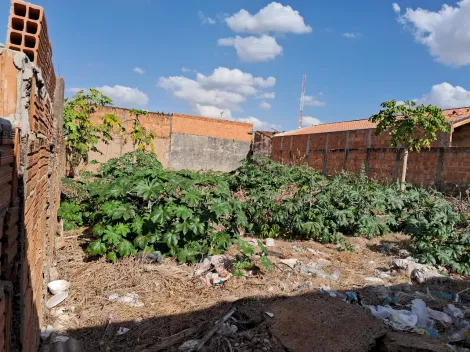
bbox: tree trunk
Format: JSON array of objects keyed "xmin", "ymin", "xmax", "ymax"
[{"xmin": 400, "ymin": 147, "xmax": 409, "ymax": 191}]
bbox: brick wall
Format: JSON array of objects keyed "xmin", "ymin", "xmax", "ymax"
[
  {"xmin": 87, "ymin": 107, "xmax": 253, "ymax": 172},
  {"xmin": 252, "ymin": 131, "xmax": 275, "ymax": 157},
  {"xmin": 0, "ymin": 2, "xmax": 65, "ymax": 350},
  {"xmin": 271, "ymin": 126, "xmax": 470, "ymax": 190}
]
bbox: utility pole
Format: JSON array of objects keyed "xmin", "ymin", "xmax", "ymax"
[{"xmin": 298, "ymin": 73, "xmax": 306, "ymax": 129}]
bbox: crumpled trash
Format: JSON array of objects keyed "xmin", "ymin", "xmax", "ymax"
[
  {"xmin": 292, "ymin": 281, "xmax": 313, "ymax": 292},
  {"xmin": 117, "ymin": 327, "xmax": 130, "ymax": 336},
  {"xmin": 108, "ymin": 293, "xmax": 144, "ymax": 307},
  {"xmin": 369, "ymin": 305, "xmax": 418, "ymax": 327},
  {"xmin": 306, "ymin": 248, "xmax": 330, "ymax": 257},
  {"xmin": 194, "ymin": 255, "xmax": 231, "ymax": 277},
  {"xmin": 411, "ymin": 299, "xmax": 433, "ymax": 329},
  {"xmin": 427, "ymin": 308, "xmax": 452, "ymax": 325},
  {"xmin": 280, "ymin": 258, "xmax": 298, "ymax": 269},
  {"xmin": 391, "ymin": 258, "xmax": 447, "ymax": 284},
  {"xmin": 300, "ymin": 264, "xmax": 339, "ymax": 281},
  {"xmin": 364, "ymin": 277, "xmax": 385, "ymax": 284},
  {"xmin": 344, "ymin": 291, "xmax": 359, "ymax": 304},
  {"xmin": 40, "ymin": 325, "xmax": 54, "ymax": 340},
  {"xmin": 433, "ymin": 290, "xmax": 453, "ymax": 301},
  {"xmin": 216, "ymin": 323, "xmax": 238, "ymax": 336},
  {"xmin": 136, "ymin": 251, "xmax": 163, "ymax": 264},
  {"xmin": 265, "ymin": 312, "xmax": 275, "ymax": 318},
  {"xmin": 413, "ymin": 328, "xmax": 439, "ymax": 339},
  {"xmin": 179, "ymin": 340, "xmax": 200, "ymax": 351},
  {"xmin": 443, "ymin": 304, "xmax": 464, "ymax": 321},
  {"xmin": 207, "ymin": 272, "xmax": 231, "ymax": 285}
]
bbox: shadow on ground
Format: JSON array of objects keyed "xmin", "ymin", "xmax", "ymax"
[{"xmin": 42, "ymin": 276, "xmax": 470, "ymax": 352}]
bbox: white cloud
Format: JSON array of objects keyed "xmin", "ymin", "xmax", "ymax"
[
  {"xmin": 67, "ymin": 87, "xmax": 85, "ymax": 94},
  {"xmin": 397, "ymin": 0, "xmax": 470, "ymax": 67},
  {"xmin": 392, "ymin": 3, "xmax": 401, "ymax": 14},
  {"xmin": 225, "ymin": 2, "xmax": 311, "ymax": 34},
  {"xmin": 304, "ymin": 95, "xmax": 326, "ymax": 107},
  {"xmin": 259, "ymin": 101, "xmax": 271, "ymax": 110},
  {"xmin": 233, "ymin": 116, "xmax": 277, "ymax": 130},
  {"xmin": 133, "ymin": 67, "xmax": 144, "ymax": 74},
  {"xmin": 196, "ymin": 67, "xmax": 275, "ymax": 91},
  {"xmin": 95, "ymin": 85, "xmax": 149, "ymax": 106},
  {"xmin": 195, "ymin": 104, "xmax": 232, "ymax": 119},
  {"xmin": 159, "ymin": 76, "xmax": 245, "ymax": 109},
  {"xmin": 218, "ymin": 35, "xmax": 283, "ymax": 62},
  {"xmin": 198, "ymin": 11, "xmax": 216, "ymax": 25},
  {"xmin": 181, "ymin": 67, "xmax": 192, "ymax": 73},
  {"xmin": 342, "ymin": 32, "xmax": 360, "ymax": 39},
  {"xmin": 303, "ymin": 116, "xmax": 322, "ymax": 127},
  {"xmin": 414, "ymin": 82, "xmax": 470, "ymax": 109},
  {"xmin": 256, "ymin": 92, "xmax": 276, "ymax": 100}
]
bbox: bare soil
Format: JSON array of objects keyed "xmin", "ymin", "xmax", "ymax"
[{"xmin": 41, "ymin": 232, "xmax": 470, "ymax": 352}]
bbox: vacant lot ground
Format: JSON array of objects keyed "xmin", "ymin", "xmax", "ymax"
[{"xmin": 41, "ymin": 232, "xmax": 470, "ymax": 352}]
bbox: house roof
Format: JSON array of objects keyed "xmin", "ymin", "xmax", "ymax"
[{"xmin": 277, "ymin": 107, "xmax": 470, "ymax": 137}]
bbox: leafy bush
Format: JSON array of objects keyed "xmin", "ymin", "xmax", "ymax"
[{"xmin": 59, "ymin": 152, "xmax": 470, "ymax": 274}]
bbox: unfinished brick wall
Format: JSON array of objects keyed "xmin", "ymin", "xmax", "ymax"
[
  {"xmin": 252, "ymin": 131, "xmax": 275, "ymax": 157},
  {"xmin": 0, "ymin": 2, "xmax": 64, "ymax": 350},
  {"xmin": 272, "ymin": 126, "xmax": 470, "ymax": 190},
  {"xmin": 88, "ymin": 107, "xmax": 253, "ymax": 172}
]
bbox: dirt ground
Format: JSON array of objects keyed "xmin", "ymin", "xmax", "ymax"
[{"xmin": 41, "ymin": 232, "xmax": 470, "ymax": 352}]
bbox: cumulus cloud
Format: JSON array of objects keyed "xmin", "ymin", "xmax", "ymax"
[
  {"xmin": 304, "ymin": 95, "xmax": 326, "ymax": 107},
  {"xmin": 256, "ymin": 92, "xmax": 276, "ymax": 100},
  {"xmin": 396, "ymin": 0, "xmax": 470, "ymax": 67},
  {"xmin": 196, "ymin": 67, "xmax": 275, "ymax": 90},
  {"xmin": 303, "ymin": 116, "xmax": 322, "ymax": 127},
  {"xmin": 225, "ymin": 2, "xmax": 311, "ymax": 34},
  {"xmin": 95, "ymin": 85, "xmax": 149, "ymax": 106},
  {"xmin": 392, "ymin": 3, "xmax": 401, "ymax": 14},
  {"xmin": 218, "ymin": 35, "xmax": 283, "ymax": 62},
  {"xmin": 159, "ymin": 67, "xmax": 276, "ymax": 112},
  {"xmin": 342, "ymin": 32, "xmax": 360, "ymax": 39},
  {"xmin": 67, "ymin": 87, "xmax": 85, "ymax": 94},
  {"xmin": 414, "ymin": 82, "xmax": 470, "ymax": 109},
  {"xmin": 198, "ymin": 11, "xmax": 216, "ymax": 25},
  {"xmin": 159, "ymin": 76, "xmax": 245, "ymax": 109},
  {"xmin": 195, "ymin": 104, "xmax": 232, "ymax": 119},
  {"xmin": 133, "ymin": 67, "xmax": 144, "ymax": 74},
  {"xmin": 259, "ymin": 101, "xmax": 271, "ymax": 110},
  {"xmin": 234, "ymin": 116, "xmax": 277, "ymax": 130}
]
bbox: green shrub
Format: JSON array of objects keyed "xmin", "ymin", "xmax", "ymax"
[{"xmin": 58, "ymin": 153, "xmax": 470, "ymax": 274}]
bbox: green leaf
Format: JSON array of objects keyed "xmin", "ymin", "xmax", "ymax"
[
  {"xmin": 163, "ymin": 230, "xmax": 180, "ymax": 248},
  {"xmin": 150, "ymin": 206, "xmax": 171, "ymax": 225},
  {"xmin": 134, "ymin": 179, "xmax": 163, "ymax": 200},
  {"xmin": 174, "ymin": 206, "xmax": 193, "ymax": 221},
  {"xmin": 259, "ymin": 256, "xmax": 273, "ymax": 272},
  {"xmin": 134, "ymin": 235, "xmax": 149, "ymax": 250},
  {"xmin": 238, "ymin": 240, "xmax": 255, "ymax": 257},
  {"xmin": 117, "ymin": 239, "xmax": 135, "ymax": 257},
  {"xmin": 87, "ymin": 240, "xmax": 107, "ymax": 256},
  {"xmin": 102, "ymin": 226, "xmax": 122, "ymax": 246},
  {"xmin": 107, "ymin": 252, "xmax": 118, "ymax": 262},
  {"xmin": 132, "ymin": 216, "xmax": 144, "ymax": 235}
]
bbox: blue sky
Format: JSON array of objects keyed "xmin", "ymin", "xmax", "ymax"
[{"xmin": 2, "ymin": 0, "xmax": 470, "ymax": 131}]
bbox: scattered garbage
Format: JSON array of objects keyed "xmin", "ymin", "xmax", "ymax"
[
  {"xmin": 194, "ymin": 255, "xmax": 231, "ymax": 278},
  {"xmin": 411, "ymin": 299, "xmax": 433, "ymax": 329},
  {"xmin": 194, "ymin": 258, "xmax": 211, "ymax": 276},
  {"xmin": 40, "ymin": 325, "xmax": 54, "ymax": 340},
  {"xmin": 306, "ymin": 248, "xmax": 330, "ymax": 257},
  {"xmin": 369, "ymin": 305, "xmax": 418, "ymax": 327},
  {"xmin": 47, "ymin": 291, "xmax": 68, "ymax": 309},
  {"xmin": 364, "ymin": 277, "xmax": 385, "ymax": 284},
  {"xmin": 434, "ymin": 290, "xmax": 453, "ymax": 301},
  {"xmin": 392, "ymin": 258, "xmax": 447, "ymax": 284},
  {"xmin": 216, "ymin": 323, "xmax": 238, "ymax": 336},
  {"xmin": 316, "ymin": 258, "xmax": 332, "ymax": 267},
  {"xmin": 292, "ymin": 281, "xmax": 313, "ymax": 292},
  {"xmin": 279, "ymin": 258, "xmax": 298, "ymax": 269},
  {"xmin": 117, "ymin": 327, "xmax": 130, "ymax": 336},
  {"xmin": 48, "ymin": 280, "xmax": 70, "ymax": 295},
  {"xmin": 427, "ymin": 308, "xmax": 452, "ymax": 325},
  {"xmin": 179, "ymin": 340, "xmax": 200, "ymax": 351},
  {"xmin": 265, "ymin": 238, "xmax": 275, "ymax": 247},
  {"xmin": 344, "ymin": 291, "xmax": 359, "ymax": 304},
  {"xmin": 265, "ymin": 312, "xmax": 275, "ymax": 318},
  {"xmin": 300, "ymin": 263, "xmax": 340, "ymax": 281},
  {"xmin": 108, "ymin": 292, "xmax": 144, "ymax": 307},
  {"xmin": 134, "ymin": 317, "xmax": 143, "ymax": 324},
  {"xmin": 136, "ymin": 251, "xmax": 163, "ymax": 264},
  {"xmin": 443, "ymin": 304, "xmax": 464, "ymax": 321},
  {"xmin": 52, "ymin": 336, "xmax": 84, "ymax": 352},
  {"xmin": 414, "ymin": 328, "xmax": 439, "ymax": 339}
]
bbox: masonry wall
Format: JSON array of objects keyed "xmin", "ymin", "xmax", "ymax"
[
  {"xmin": 272, "ymin": 127, "xmax": 470, "ymax": 190},
  {"xmin": 89, "ymin": 108, "xmax": 253, "ymax": 172},
  {"xmin": 0, "ymin": 8, "xmax": 64, "ymax": 351}
]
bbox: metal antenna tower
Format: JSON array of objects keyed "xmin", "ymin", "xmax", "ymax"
[{"xmin": 298, "ymin": 73, "xmax": 306, "ymax": 129}]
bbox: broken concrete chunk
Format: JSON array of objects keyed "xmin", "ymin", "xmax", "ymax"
[
  {"xmin": 391, "ymin": 258, "xmax": 447, "ymax": 284},
  {"xmin": 280, "ymin": 259, "xmax": 298, "ymax": 269}
]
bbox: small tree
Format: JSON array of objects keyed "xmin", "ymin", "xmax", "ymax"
[
  {"xmin": 369, "ymin": 100, "xmax": 450, "ymax": 190},
  {"xmin": 63, "ymin": 88, "xmax": 124, "ymax": 177},
  {"xmin": 128, "ymin": 109, "xmax": 157, "ymax": 152}
]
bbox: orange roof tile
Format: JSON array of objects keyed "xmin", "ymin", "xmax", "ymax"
[{"xmin": 278, "ymin": 107, "xmax": 470, "ymax": 137}]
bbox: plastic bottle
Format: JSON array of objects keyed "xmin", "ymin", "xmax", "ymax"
[{"xmin": 444, "ymin": 304, "xmax": 464, "ymax": 321}]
